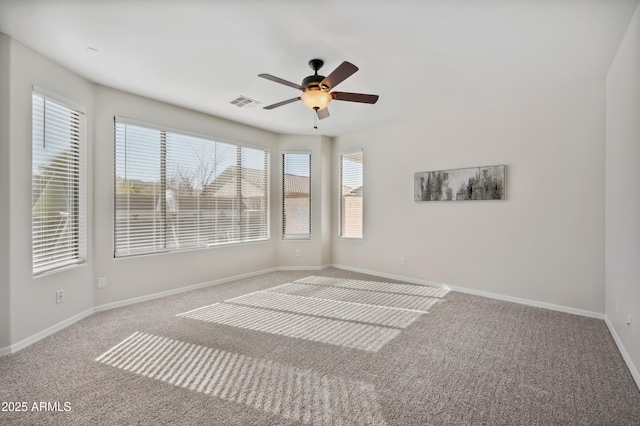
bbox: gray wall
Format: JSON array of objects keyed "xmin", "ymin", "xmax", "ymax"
[
  {"xmin": 92, "ymin": 85, "xmax": 280, "ymax": 307},
  {"xmin": 5, "ymin": 37, "xmax": 95, "ymax": 348},
  {"xmin": 2, "ymin": 4, "xmax": 640, "ymax": 385},
  {"xmin": 0, "ymin": 33, "xmax": 11, "ymax": 351},
  {"xmin": 605, "ymin": 1, "xmax": 640, "ymax": 383},
  {"xmin": 333, "ymin": 79, "xmax": 606, "ymax": 316}
]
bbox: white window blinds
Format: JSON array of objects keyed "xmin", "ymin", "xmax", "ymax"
[
  {"xmin": 32, "ymin": 92, "xmax": 85, "ymax": 274},
  {"xmin": 114, "ymin": 120, "xmax": 269, "ymax": 257},
  {"xmin": 339, "ymin": 150, "xmax": 363, "ymax": 238},
  {"xmin": 282, "ymin": 152, "xmax": 311, "ymax": 239}
]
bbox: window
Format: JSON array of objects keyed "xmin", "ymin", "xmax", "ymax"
[
  {"xmin": 114, "ymin": 119, "xmax": 269, "ymax": 257},
  {"xmin": 282, "ymin": 152, "xmax": 311, "ymax": 239},
  {"xmin": 32, "ymin": 91, "xmax": 86, "ymax": 274},
  {"xmin": 339, "ymin": 150, "xmax": 363, "ymax": 238}
]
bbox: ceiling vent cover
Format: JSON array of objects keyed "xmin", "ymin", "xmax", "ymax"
[{"xmin": 230, "ymin": 95, "xmax": 261, "ymax": 108}]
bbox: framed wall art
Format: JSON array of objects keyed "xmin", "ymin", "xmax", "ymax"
[{"xmin": 414, "ymin": 165, "xmax": 506, "ymax": 201}]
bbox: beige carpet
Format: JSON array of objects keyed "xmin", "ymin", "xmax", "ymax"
[{"xmin": 0, "ymin": 268, "xmax": 639, "ymax": 425}]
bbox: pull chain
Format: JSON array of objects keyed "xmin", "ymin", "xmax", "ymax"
[{"xmin": 313, "ymin": 108, "xmax": 318, "ymax": 129}]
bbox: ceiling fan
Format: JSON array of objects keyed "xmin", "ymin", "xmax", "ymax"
[{"xmin": 258, "ymin": 59, "xmax": 379, "ymax": 125}]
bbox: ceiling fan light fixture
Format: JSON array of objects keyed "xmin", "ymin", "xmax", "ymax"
[{"xmin": 301, "ymin": 89, "xmax": 332, "ymax": 110}]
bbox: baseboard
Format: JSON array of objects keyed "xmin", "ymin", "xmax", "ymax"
[
  {"xmin": 8, "ymin": 307, "xmax": 94, "ymax": 355},
  {"xmin": 331, "ymin": 264, "xmax": 603, "ymax": 319},
  {"xmin": 0, "ymin": 264, "xmax": 607, "ymax": 357},
  {"xmin": 331, "ymin": 264, "xmax": 449, "ymax": 289},
  {"xmin": 94, "ymin": 266, "xmax": 280, "ymax": 313},
  {"xmin": 604, "ymin": 315, "xmax": 640, "ymax": 391},
  {"xmin": 448, "ymin": 285, "xmax": 604, "ymax": 319},
  {"xmin": 277, "ymin": 265, "xmax": 332, "ymax": 271},
  {"xmin": 3, "ymin": 267, "xmax": 280, "ymax": 356}
]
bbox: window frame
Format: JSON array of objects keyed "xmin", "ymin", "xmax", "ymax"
[
  {"xmin": 31, "ymin": 87, "xmax": 87, "ymax": 275},
  {"xmin": 113, "ymin": 117, "xmax": 270, "ymax": 258},
  {"xmin": 282, "ymin": 151, "xmax": 312, "ymax": 240},
  {"xmin": 338, "ymin": 149, "xmax": 364, "ymax": 239}
]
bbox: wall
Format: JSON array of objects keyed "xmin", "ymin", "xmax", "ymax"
[
  {"xmin": 1, "ymin": 36, "xmax": 283, "ymax": 351},
  {"xmin": 605, "ymin": 1, "xmax": 640, "ymax": 384},
  {"xmin": 92, "ymin": 86, "xmax": 280, "ymax": 306},
  {"xmin": 333, "ymin": 79, "xmax": 606, "ymax": 315},
  {"xmin": 277, "ymin": 134, "xmax": 332, "ymax": 269},
  {"xmin": 6, "ymin": 38, "xmax": 95, "ymax": 346},
  {"xmin": 0, "ymin": 28, "xmax": 621, "ymax": 354},
  {"xmin": 319, "ymin": 135, "xmax": 333, "ymax": 266},
  {"xmin": 0, "ymin": 33, "xmax": 11, "ymax": 350}
]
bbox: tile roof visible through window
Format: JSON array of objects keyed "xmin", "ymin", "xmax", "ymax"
[
  {"xmin": 283, "ymin": 174, "xmax": 310, "ymax": 196},
  {"xmin": 202, "ymin": 166, "xmax": 267, "ymax": 198}
]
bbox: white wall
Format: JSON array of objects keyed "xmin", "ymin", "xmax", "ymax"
[
  {"xmin": 333, "ymin": 79, "xmax": 606, "ymax": 315},
  {"xmin": 0, "ymin": 33, "xmax": 11, "ymax": 350},
  {"xmin": 605, "ymin": 1, "xmax": 640, "ymax": 383},
  {"xmin": 0, "ymin": 24, "xmax": 628, "ymax": 358},
  {"xmin": 319, "ymin": 135, "xmax": 333, "ymax": 266},
  {"xmin": 92, "ymin": 86, "xmax": 280, "ymax": 306},
  {"xmin": 6, "ymin": 38, "xmax": 95, "ymax": 345},
  {"xmin": 0, "ymin": 36, "xmax": 285, "ymax": 350}
]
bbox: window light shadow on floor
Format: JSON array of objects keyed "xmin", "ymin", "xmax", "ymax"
[
  {"xmin": 177, "ymin": 276, "xmax": 447, "ymax": 353},
  {"xmin": 96, "ymin": 331, "xmax": 387, "ymax": 426}
]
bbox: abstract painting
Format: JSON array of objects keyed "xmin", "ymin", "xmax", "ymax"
[{"xmin": 414, "ymin": 165, "xmax": 506, "ymax": 201}]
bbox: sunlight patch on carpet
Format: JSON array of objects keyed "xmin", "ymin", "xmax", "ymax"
[
  {"xmin": 295, "ymin": 276, "xmax": 449, "ymax": 298},
  {"xmin": 226, "ymin": 291, "xmax": 424, "ymax": 328},
  {"xmin": 178, "ymin": 303, "xmax": 401, "ymax": 352},
  {"xmin": 270, "ymin": 283, "xmax": 439, "ymax": 312},
  {"xmin": 177, "ymin": 276, "xmax": 446, "ymax": 352},
  {"xmin": 96, "ymin": 332, "xmax": 387, "ymax": 426}
]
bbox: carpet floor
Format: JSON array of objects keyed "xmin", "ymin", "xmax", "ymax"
[{"xmin": 1, "ymin": 268, "xmax": 639, "ymax": 425}]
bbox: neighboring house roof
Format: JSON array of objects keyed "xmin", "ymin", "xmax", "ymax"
[
  {"xmin": 203, "ymin": 166, "xmax": 267, "ymax": 198},
  {"xmin": 284, "ymin": 173, "xmax": 310, "ymax": 196}
]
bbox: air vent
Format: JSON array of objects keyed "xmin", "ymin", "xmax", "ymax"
[{"xmin": 229, "ymin": 95, "xmax": 261, "ymax": 109}]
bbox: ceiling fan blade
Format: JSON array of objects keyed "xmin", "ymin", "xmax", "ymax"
[
  {"xmin": 316, "ymin": 107, "xmax": 330, "ymax": 120},
  {"xmin": 258, "ymin": 73, "xmax": 303, "ymax": 91},
  {"xmin": 331, "ymin": 92, "xmax": 379, "ymax": 104},
  {"xmin": 263, "ymin": 97, "xmax": 301, "ymax": 110},
  {"xmin": 320, "ymin": 61, "xmax": 358, "ymax": 90}
]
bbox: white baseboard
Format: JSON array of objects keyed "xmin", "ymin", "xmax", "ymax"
[
  {"xmin": 0, "ymin": 264, "xmax": 611, "ymax": 358},
  {"xmin": 447, "ymin": 285, "xmax": 604, "ymax": 319},
  {"xmin": 93, "ymin": 267, "xmax": 279, "ymax": 313},
  {"xmin": 278, "ymin": 265, "xmax": 332, "ymax": 271},
  {"xmin": 331, "ymin": 264, "xmax": 602, "ymax": 319},
  {"xmin": 7, "ymin": 307, "xmax": 94, "ymax": 355},
  {"xmin": 338, "ymin": 265, "xmax": 638, "ymax": 392},
  {"xmin": 605, "ymin": 315, "xmax": 640, "ymax": 391},
  {"xmin": 2, "ymin": 265, "xmax": 346, "ymax": 355},
  {"xmin": 4, "ymin": 267, "xmax": 281, "ymax": 356},
  {"xmin": 331, "ymin": 264, "xmax": 605, "ymax": 318},
  {"xmin": 331, "ymin": 264, "xmax": 449, "ymax": 289}
]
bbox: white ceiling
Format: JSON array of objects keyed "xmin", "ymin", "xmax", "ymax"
[{"xmin": 0, "ymin": 0, "xmax": 638, "ymax": 136}]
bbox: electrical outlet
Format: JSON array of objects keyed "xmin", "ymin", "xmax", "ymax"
[
  {"xmin": 295, "ymin": 249, "xmax": 301, "ymax": 257},
  {"xmin": 400, "ymin": 256, "xmax": 406, "ymax": 265},
  {"xmin": 98, "ymin": 277, "xmax": 107, "ymax": 289},
  {"xmin": 56, "ymin": 289, "xmax": 64, "ymax": 304}
]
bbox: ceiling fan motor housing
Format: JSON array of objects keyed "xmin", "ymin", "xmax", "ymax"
[
  {"xmin": 302, "ymin": 74, "xmax": 327, "ymax": 91},
  {"xmin": 305, "ymin": 59, "xmax": 330, "ymax": 91}
]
